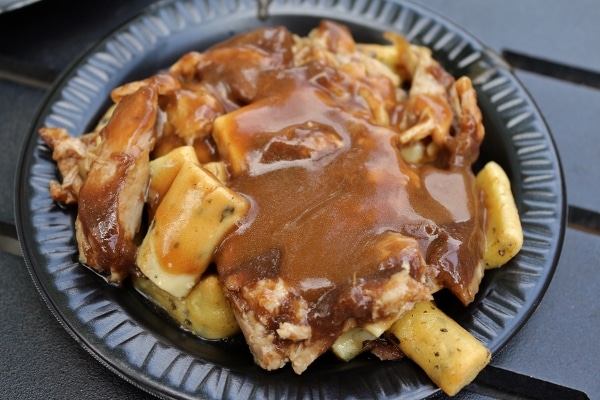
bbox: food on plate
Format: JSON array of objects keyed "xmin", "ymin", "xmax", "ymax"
[
  {"xmin": 137, "ymin": 158, "xmax": 249, "ymax": 298},
  {"xmin": 39, "ymin": 20, "xmax": 523, "ymax": 395},
  {"xmin": 387, "ymin": 300, "xmax": 491, "ymax": 396},
  {"xmin": 476, "ymin": 161, "xmax": 524, "ymax": 268},
  {"xmin": 133, "ymin": 273, "xmax": 240, "ymax": 339},
  {"xmin": 329, "ymin": 159, "xmax": 523, "ymax": 366}
]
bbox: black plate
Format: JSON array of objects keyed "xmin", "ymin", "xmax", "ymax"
[{"xmin": 15, "ymin": 0, "xmax": 566, "ymax": 398}]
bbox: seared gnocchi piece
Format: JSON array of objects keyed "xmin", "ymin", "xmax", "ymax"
[
  {"xmin": 133, "ymin": 273, "xmax": 240, "ymax": 339},
  {"xmin": 147, "ymin": 146, "xmax": 201, "ymax": 220},
  {"xmin": 137, "ymin": 162, "xmax": 249, "ymax": 298},
  {"xmin": 387, "ymin": 301, "xmax": 491, "ymax": 396},
  {"xmin": 476, "ymin": 161, "xmax": 523, "ymax": 269}
]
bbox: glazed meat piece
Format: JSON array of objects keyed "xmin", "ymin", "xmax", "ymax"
[
  {"xmin": 76, "ymin": 86, "xmax": 161, "ymax": 282},
  {"xmin": 111, "ymin": 72, "xmax": 225, "ymax": 162},
  {"xmin": 155, "ymin": 85, "xmax": 225, "ymax": 162}
]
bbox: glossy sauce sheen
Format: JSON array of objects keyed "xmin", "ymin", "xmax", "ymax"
[
  {"xmin": 78, "ymin": 87, "xmax": 158, "ymax": 276},
  {"xmin": 195, "ymin": 25, "xmax": 484, "ymax": 336}
]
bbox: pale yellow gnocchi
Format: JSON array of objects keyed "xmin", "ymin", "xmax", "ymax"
[
  {"xmin": 133, "ymin": 273, "xmax": 240, "ymax": 339},
  {"xmin": 476, "ymin": 161, "xmax": 524, "ymax": 269},
  {"xmin": 137, "ymin": 159, "xmax": 249, "ymax": 298}
]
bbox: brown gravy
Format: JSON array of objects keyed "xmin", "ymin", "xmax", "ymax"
[{"xmin": 180, "ymin": 23, "xmax": 487, "ymax": 339}]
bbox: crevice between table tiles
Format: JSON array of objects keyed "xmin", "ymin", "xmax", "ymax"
[
  {"xmin": 0, "ymin": 54, "xmax": 59, "ymax": 90},
  {"xmin": 465, "ymin": 364, "xmax": 590, "ymax": 400},
  {"xmin": 0, "ymin": 221, "xmax": 22, "ymax": 257},
  {"xmin": 502, "ymin": 50, "xmax": 600, "ymax": 89},
  {"xmin": 567, "ymin": 205, "xmax": 600, "ymax": 236}
]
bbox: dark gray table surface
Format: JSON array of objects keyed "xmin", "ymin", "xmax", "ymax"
[{"xmin": 1, "ymin": 1, "xmax": 598, "ymax": 399}]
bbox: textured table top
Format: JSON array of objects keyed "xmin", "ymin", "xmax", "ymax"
[{"xmin": 1, "ymin": 1, "xmax": 598, "ymax": 399}]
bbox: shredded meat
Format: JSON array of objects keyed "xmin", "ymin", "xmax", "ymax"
[
  {"xmin": 75, "ymin": 86, "xmax": 161, "ymax": 281},
  {"xmin": 39, "ymin": 128, "xmax": 100, "ymax": 204}
]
